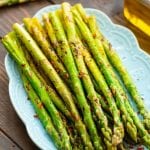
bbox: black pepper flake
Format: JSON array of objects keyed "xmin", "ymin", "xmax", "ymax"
[{"xmin": 33, "ymin": 114, "xmax": 38, "ymax": 118}]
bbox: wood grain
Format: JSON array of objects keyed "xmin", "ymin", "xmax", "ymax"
[
  {"xmin": 0, "ymin": 130, "xmax": 20, "ymax": 150},
  {"xmin": 0, "ymin": 62, "xmax": 37, "ymax": 149},
  {"xmin": 0, "ymin": 0, "xmax": 50, "ymax": 149},
  {"xmin": 0, "ymin": 0, "xmax": 149, "ymax": 149}
]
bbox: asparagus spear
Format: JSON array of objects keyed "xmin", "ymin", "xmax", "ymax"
[
  {"xmin": 90, "ymin": 17, "xmax": 150, "ymax": 130},
  {"xmin": 75, "ymin": 9, "xmax": 148, "ymax": 146},
  {"xmin": 43, "ymin": 12, "xmax": 110, "ymax": 122},
  {"xmin": 86, "ymin": 15, "xmax": 150, "ymax": 147},
  {"xmin": 60, "ymin": 113, "xmax": 84, "ymax": 150},
  {"xmin": 2, "ymin": 31, "xmax": 72, "ymax": 150},
  {"xmin": 21, "ymin": 74, "xmax": 62, "ymax": 149},
  {"xmin": 77, "ymin": 30, "xmax": 112, "ymax": 115},
  {"xmin": 49, "ymin": 6, "xmax": 102, "ymax": 149},
  {"xmin": 81, "ymin": 35, "xmax": 124, "ymax": 146},
  {"xmin": 42, "ymin": 14, "xmax": 60, "ymax": 54},
  {"xmin": 117, "ymin": 143, "xmax": 128, "ymax": 150},
  {"xmin": 23, "ymin": 18, "xmax": 71, "ymax": 85},
  {"xmin": 44, "ymin": 13, "xmax": 111, "ymax": 126},
  {"xmin": 24, "ymin": 50, "xmax": 72, "ymax": 119},
  {"xmin": 43, "ymin": 13, "xmax": 77, "ymax": 93},
  {"xmin": 73, "ymin": 6, "xmax": 150, "ymax": 147},
  {"xmin": 62, "ymin": 2, "xmax": 114, "ymax": 149},
  {"xmin": 76, "ymin": 18, "xmax": 113, "ymax": 111},
  {"xmin": 12, "ymin": 23, "xmax": 93, "ymax": 149},
  {"xmin": 76, "ymin": 23, "xmax": 111, "ymax": 114},
  {"xmin": 72, "ymin": 7, "xmax": 140, "ymax": 141},
  {"xmin": 74, "ymin": 18, "xmax": 124, "ymax": 146},
  {"xmin": 74, "ymin": 4, "xmax": 107, "ymax": 60},
  {"xmin": 86, "ymin": 15, "xmax": 138, "ymax": 142},
  {"xmin": 0, "ymin": 0, "xmax": 35, "ymax": 7},
  {"xmin": 43, "ymin": 12, "xmax": 109, "ymax": 116},
  {"xmin": 88, "ymin": 70, "xmax": 100, "ymax": 92}
]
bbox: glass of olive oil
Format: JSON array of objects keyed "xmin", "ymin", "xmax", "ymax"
[{"xmin": 124, "ymin": 0, "xmax": 150, "ymax": 36}]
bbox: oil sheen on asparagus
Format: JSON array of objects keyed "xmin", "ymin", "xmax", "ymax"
[{"xmin": 2, "ymin": 2, "xmax": 150, "ymax": 150}]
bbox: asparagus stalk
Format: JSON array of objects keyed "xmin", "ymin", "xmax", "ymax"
[
  {"xmin": 42, "ymin": 14, "xmax": 59, "ymax": 53},
  {"xmin": 43, "ymin": 13, "xmax": 67, "ymax": 68},
  {"xmin": 12, "ymin": 23, "xmax": 93, "ymax": 149},
  {"xmin": 23, "ymin": 18, "xmax": 71, "ymax": 85},
  {"xmin": 75, "ymin": 18, "xmax": 115, "ymax": 114},
  {"xmin": 117, "ymin": 143, "xmax": 128, "ymax": 150},
  {"xmin": 72, "ymin": 7, "xmax": 140, "ymax": 141},
  {"xmin": 24, "ymin": 50, "xmax": 72, "ymax": 119},
  {"xmin": 73, "ymin": 6, "xmax": 150, "ymax": 147},
  {"xmin": 60, "ymin": 114, "xmax": 84, "ymax": 150},
  {"xmin": 76, "ymin": 23, "xmax": 111, "ymax": 114},
  {"xmin": 0, "ymin": 0, "xmax": 35, "ymax": 7},
  {"xmin": 88, "ymin": 70, "xmax": 100, "ymax": 92},
  {"xmin": 49, "ymin": 6, "xmax": 101, "ymax": 149},
  {"xmin": 86, "ymin": 15, "xmax": 150, "ymax": 147},
  {"xmin": 43, "ymin": 13, "xmax": 109, "ymax": 117},
  {"xmin": 87, "ymin": 15, "xmax": 138, "ymax": 142},
  {"xmin": 75, "ymin": 9, "xmax": 148, "ymax": 146},
  {"xmin": 43, "ymin": 13, "xmax": 77, "ymax": 93},
  {"xmin": 21, "ymin": 74, "xmax": 62, "ymax": 149},
  {"xmin": 91, "ymin": 17, "xmax": 150, "ymax": 130},
  {"xmin": 44, "ymin": 13, "xmax": 111, "ymax": 128},
  {"xmin": 2, "ymin": 32, "xmax": 72, "ymax": 150},
  {"xmin": 82, "ymin": 37, "xmax": 124, "ymax": 146},
  {"xmin": 43, "ymin": 12, "xmax": 111, "ymax": 123},
  {"xmin": 75, "ymin": 19, "xmax": 124, "ymax": 146},
  {"xmin": 62, "ymin": 2, "xmax": 114, "ymax": 149},
  {"xmin": 74, "ymin": 4, "xmax": 107, "ymax": 60}
]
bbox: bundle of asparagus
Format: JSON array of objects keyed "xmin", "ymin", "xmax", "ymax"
[
  {"xmin": 2, "ymin": 2, "xmax": 150, "ymax": 150},
  {"xmin": 0, "ymin": 0, "xmax": 36, "ymax": 7}
]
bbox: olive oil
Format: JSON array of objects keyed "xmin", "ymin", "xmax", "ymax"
[{"xmin": 124, "ymin": 0, "xmax": 150, "ymax": 36}]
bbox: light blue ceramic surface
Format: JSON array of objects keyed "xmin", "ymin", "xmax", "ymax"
[{"xmin": 4, "ymin": 5, "xmax": 150, "ymax": 150}]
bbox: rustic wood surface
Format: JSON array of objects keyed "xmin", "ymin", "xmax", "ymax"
[{"xmin": 0, "ymin": 0, "xmax": 150, "ymax": 149}]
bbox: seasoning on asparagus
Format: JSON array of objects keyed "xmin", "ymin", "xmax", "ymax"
[
  {"xmin": 2, "ymin": 2, "xmax": 150, "ymax": 149},
  {"xmin": 12, "ymin": 23, "xmax": 93, "ymax": 149},
  {"xmin": 86, "ymin": 15, "xmax": 150, "ymax": 147},
  {"xmin": 2, "ymin": 31, "xmax": 71, "ymax": 150},
  {"xmin": 49, "ymin": 4, "xmax": 102, "ymax": 149},
  {"xmin": 24, "ymin": 50, "xmax": 72, "ymax": 119},
  {"xmin": 73, "ymin": 13, "xmax": 124, "ymax": 146},
  {"xmin": 73, "ymin": 5, "xmax": 150, "ymax": 147},
  {"xmin": 87, "ymin": 15, "xmax": 138, "ymax": 141},
  {"xmin": 60, "ymin": 114, "xmax": 84, "ymax": 150},
  {"xmin": 72, "ymin": 6, "xmax": 140, "ymax": 142},
  {"xmin": 22, "ymin": 74, "xmax": 62, "ymax": 149},
  {"xmin": 23, "ymin": 17, "xmax": 71, "ymax": 85},
  {"xmin": 91, "ymin": 17, "xmax": 150, "ymax": 130},
  {"xmin": 62, "ymin": 2, "xmax": 115, "ymax": 149}
]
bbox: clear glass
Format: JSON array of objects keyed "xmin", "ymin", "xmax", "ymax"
[{"xmin": 124, "ymin": 0, "xmax": 150, "ymax": 36}]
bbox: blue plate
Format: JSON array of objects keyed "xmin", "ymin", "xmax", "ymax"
[{"xmin": 5, "ymin": 5, "xmax": 150, "ymax": 150}]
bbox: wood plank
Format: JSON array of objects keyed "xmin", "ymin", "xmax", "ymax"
[
  {"xmin": 0, "ymin": 130, "xmax": 21, "ymax": 150},
  {"xmin": 0, "ymin": 0, "xmax": 50, "ymax": 149},
  {"xmin": 51, "ymin": 0, "xmax": 114, "ymax": 16},
  {"xmin": 0, "ymin": 60, "xmax": 38, "ymax": 149},
  {"xmin": 0, "ymin": 0, "xmax": 50, "ymax": 37}
]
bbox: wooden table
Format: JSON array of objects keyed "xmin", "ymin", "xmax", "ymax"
[{"xmin": 0, "ymin": 0, "xmax": 150, "ymax": 149}]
